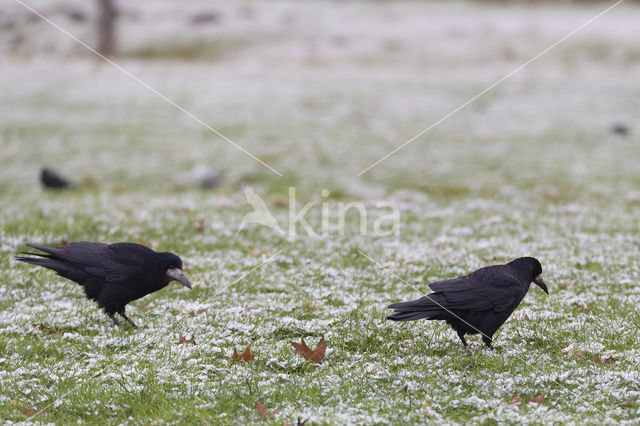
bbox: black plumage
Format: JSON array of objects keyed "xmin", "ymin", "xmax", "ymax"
[
  {"xmin": 16, "ymin": 242, "xmax": 192, "ymax": 326},
  {"xmin": 387, "ymin": 257, "xmax": 548, "ymax": 348},
  {"xmin": 40, "ymin": 167, "xmax": 72, "ymax": 189}
]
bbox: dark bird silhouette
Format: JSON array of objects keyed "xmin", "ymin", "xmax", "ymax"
[
  {"xmin": 16, "ymin": 242, "xmax": 192, "ymax": 327},
  {"xmin": 387, "ymin": 257, "xmax": 548, "ymax": 349},
  {"xmin": 40, "ymin": 167, "xmax": 72, "ymax": 189}
]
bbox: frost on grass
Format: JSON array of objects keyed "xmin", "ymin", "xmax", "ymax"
[{"xmin": 1, "ymin": 0, "xmax": 640, "ymax": 423}]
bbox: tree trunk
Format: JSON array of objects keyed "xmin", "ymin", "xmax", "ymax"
[{"xmin": 96, "ymin": 0, "xmax": 117, "ymax": 56}]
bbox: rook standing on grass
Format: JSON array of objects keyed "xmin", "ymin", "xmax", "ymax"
[
  {"xmin": 387, "ymin": 257, "xmax": 548, "ymax": 348},
  {"xmin": 17, "ymin": 241, "xmax": 192, "ymax": 327}
]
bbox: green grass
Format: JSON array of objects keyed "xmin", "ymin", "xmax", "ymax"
[{"xmin": 1, "ymin": 0, "xmax": 640, "ymax": 423}]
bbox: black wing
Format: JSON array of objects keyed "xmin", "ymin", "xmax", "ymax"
[
  {"xmin": 18, "ymin": 242, "xmax": 146, "ymax": 285},
  {"xmin": 428, "ymin": 266, "xmax": 523, "ymax": 312}
]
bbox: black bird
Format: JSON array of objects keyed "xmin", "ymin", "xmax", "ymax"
[
  {"xmin": 16, "ymin": 242, "xmax": 192, "ymax": 327},
  {"xmin": 40, "ymin": 167, "xmax": 72, "ymax": 189},
  {"xmin": 387, "ymin": 257, "xmax": 548, "ymax": 349}
]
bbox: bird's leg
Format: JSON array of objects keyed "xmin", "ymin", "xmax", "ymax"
[
  {"xmin": 482, "ymin": 336, "xmax": 493, "ymax": 350},
  {"xmin": 456, "ymin": 331, "xmax": 468, "ymax": 348},
  {"xmin": 118, "ymin": 308, "xmax": 138, "ymax": 328},
  {"xmin": 109, "ymin": 313, "xmax": 121, "ymax": 326}
]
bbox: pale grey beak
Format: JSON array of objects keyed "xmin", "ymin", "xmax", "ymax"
[
  {"xmin": 166, "ymin": 268, "xmax": 192, "ymax": 289},
  {"xmin": 533, "ymin": 275, "xmax": 548, "ymax": 294}
]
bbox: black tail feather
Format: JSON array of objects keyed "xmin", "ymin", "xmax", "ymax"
[{"xmin": 387, "ymin": 295, "xmax": 446, "ymax": 322}]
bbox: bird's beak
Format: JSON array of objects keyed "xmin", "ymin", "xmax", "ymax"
[
  {"xmin": 533, "ymin": 275, "xmax": 548, "ymax": 294},
  {"xmin": 166, "ymin": 268, "xmax": 192, "ymax": 289}
]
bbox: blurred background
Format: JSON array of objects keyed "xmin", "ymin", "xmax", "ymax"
[
  {"xmin": 1, "ymin": 0, "xmax": 638, "ymax": 201},
  {"xmin": 1, "ymin": 3, "xmax": 639, "ymax": 422}
]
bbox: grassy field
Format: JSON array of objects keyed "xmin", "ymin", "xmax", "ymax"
[{"xmin": 1, "ymin": 0, "xmax": 640, "ymax": 423}]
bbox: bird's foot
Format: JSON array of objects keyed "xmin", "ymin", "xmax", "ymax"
[{"xmin": 109, "ymin": 314, "xmax": 122, "ymax": 326}]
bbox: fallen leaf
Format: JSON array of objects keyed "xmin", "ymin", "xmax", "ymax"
[
  {"xmin": 137, "ymin": 301, "xmax": 151, "ymax": 312},
  {"xmin": 614, "ymin": 400, "xmax": 632, "ymax": 407},
  {"xmin": 600, "ymin": 356, "xmax": 616, "ymax": 365},
  {"xmin": 250, "ymin": 248, "xmax": 269, "ymax": 257},
  {"xmin": 571, "ymin": 300, "xmax": 587, "ymax": 310},
  {"xmin": 398, "ymin": 385, "xmax": 408, "ymax": 393},
  {"xmin": 22, "ymin": 407, "xmax": 37, "ymax": 416},
  {"xmin": 231, "ymin": 345, "xmax": 255, "ymax": 362},
  {"xmin": 32, "ymin": 323, "xmax": 60, "ymax": 334},
  {"xmin": 189, "ymin": 307, "xmax": 208, "ymax": 316},
  {"xmin": 509, "ymin": 394, "xmax": 521, "ymax": 405},
  {"xmin": 138, "ymin": 238, "xmax": 150, "ymax": 246},
  {"xmin": 194, "ymin": 219, "xmax": 205, "ymax": 232},
  {"xmin": 522, "ymin": 314, "xmax": 531, "ymax": 321},
  {"xmin": 177, "ymin": 335, "xmax": 196, "ymax": 345},
  {"xmin": 297, "ymin": 418, "xmax": 309, "ymax": 425},
  {"xmin": 256, "ymin": 400, "xmax": 277, "ymax": 420},
  {"xmin": 291, "ymin": 336, "xmax": 327, "ymax": 364},
  {"xmin": 529, "ymin": 394, "xmax": 546, "ymax": 404},
  {"xmin": 59, "ymin": 240, "xmax": 69, "ymax": 247}
]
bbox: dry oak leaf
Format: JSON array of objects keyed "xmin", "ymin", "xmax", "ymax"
[
  {"xmin": 398, "ymin": 385, "xmax": 408, "ymax": 393},
  {"xmin": 529, "ymin": 394, "xmax": 547, "ymax": 404},
  {"xmin": 291, "ymin": 336, "xmax": 327, "ymax": 364},
  {"xmin": 32, "ymin": 323, "xmax": 60, "ymax": 334},
  {"xmin": 231, "ymin": 345, "xmax": 255, "ymax": 362},
  {"xmin": 22, "ymin": 407, "xmax": 37, "ymax": 416},
  {"xmin": 177, "ymin": 335, "xmax": 196, "ymax": 345},
  {"xmin": 256, "ymin": 400, "xmax": 277, "ymax": 420}
]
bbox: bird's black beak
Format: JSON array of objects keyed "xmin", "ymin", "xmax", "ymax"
[
  {"xmin": 533, "ymin": 275, "xmax": 548, "ymax": 294},
  {"xmin": 166, "ymin": 268, "xmax": 192, "ymax": 289}
]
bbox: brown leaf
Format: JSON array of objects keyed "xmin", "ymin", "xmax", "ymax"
[
  {"xmin": 256, "ymin": 400, "xmax": 277, "ymax": 420},
  {"xmin": 522, "ymin": 314, "xmax": 531, "ymax": 321},
  {"xmin": 137, "ymin": 301, "xmax": 152, "ymax": 312},
  {"xmin": 529, "ymin": 394, "xmax": 547, "ymax": 404},
  {"xmin": 177, "ymin": 335, "xmax": 196, "ymax": 345},
  {"xmin": 189, "ymin": 307, "xmax": 209, "ymax": 316},
  {"xmin": 32, "ymin": 323, "xmax": 60, "ymax": 334},
  {"xmin": 614, "ymin": 400, "xmax": 632, "ymax": 408},
  {"xmin": 22, "ymin": 407, "xmax": 37, "ymax": 416},
  {"xmin": 509, "ymin": 394, "xmax": 521, "ymax": 405},
  {"xmin": 59, "ymin": 240, "xmax": 69, "ymax": 247},
  {"xmin": 250, "ymin": 248, "xmax": 269, "ymax": 257},
  {"xmin": 231, "ymin": 345, "xmax": 255, "ymax": 362},
  {"xmin": 398, "ymin": 385, "xmax": 408, "ymax": 393},
  {"xmin": 601, "ymin": 356, "xmax": 616, "ymax": 365},
  {"xmin": 291, "ymin": 336, "xmax": 327, "ymax": 364},
  {"xmin": 194, "ymin": 219, "xmax": 205, "ymax": 232}
]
